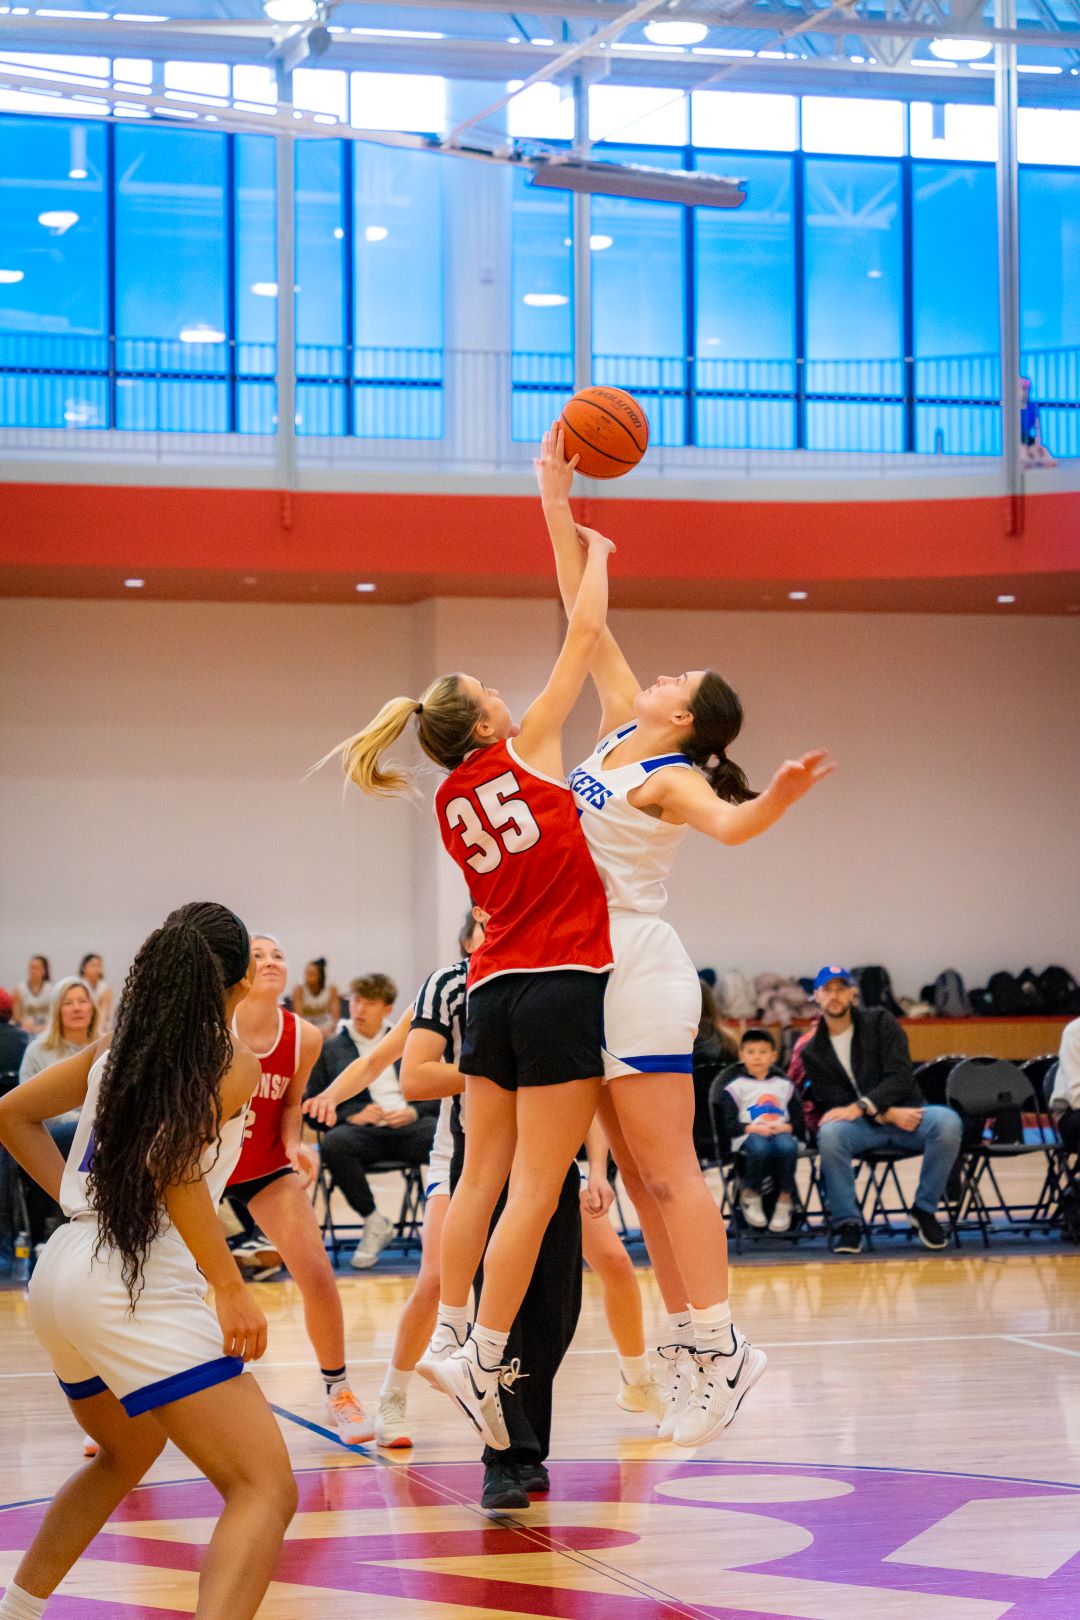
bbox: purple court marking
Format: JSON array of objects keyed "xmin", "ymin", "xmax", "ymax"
[{"xmin": 2, "ymin": 1457, "xmax": 1080, "ymax": 1617}]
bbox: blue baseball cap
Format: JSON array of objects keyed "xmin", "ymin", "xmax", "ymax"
[{"xmin": 813, "ymin": 965, "xmax": 854, "ymax": 992}]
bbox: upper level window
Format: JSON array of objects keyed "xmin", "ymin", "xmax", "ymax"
[
  {"xmin": 692, "ymin": 90, "xmax": 798, "ymax": 152},
  {"xmin": 589, "ymin": 84, "xmax": 688, "ymax": 145},
  {"xmin": 909, "ymin": 102, "xmax": 996, "ymax": 163},
  {"xmin": 350, "ymin": 71, "xmax": 445, "ymax": 134},
  {"xmin": 801, "ymin": 96, "xmax": 906, "ymax": 157}
]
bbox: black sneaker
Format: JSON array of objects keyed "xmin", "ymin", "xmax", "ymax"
[
  {"xmin": 909, "ymin": 1205, "xmax": 948, "ymax": 1250},
  {"xmin": 481, "ymin": 1461, "xmax": 529, "ymax": 1511},
  {"xmin": 518, "ymin": 1461, "xmax": 550, "ymax": 1494},
  {"xmin": 831, "ymin": 1221, "xmax": 864, "ymax": 1255}
]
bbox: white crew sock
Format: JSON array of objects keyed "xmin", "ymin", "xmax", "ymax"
[
  {"xmin": 380, "ymin": 1363, "xmax": 412, "ymax": 1399},
  {"xmin": 662, "ymin": 1309, "xmax": 692, "ymax": 1344},
  {"xmin": 435, "ymin": 1302, "xmax": 470, "ymax": 1338},
  {"xmin": 690, "ymin": 1301, "xmax": 734, "ymax": 1356},
  {"xmin": 618, "ymin": 1353, "xmax": 651, "ymax": 1384},
  {"xmin": 0, "ymin": 1582, "xmax": 48, "ymax": 1619},
  {"xmin": 470, "ymin": 1323, "xmax": 510, "ymax": 1370}
]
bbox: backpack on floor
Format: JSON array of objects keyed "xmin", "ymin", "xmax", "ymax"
[
  {"xmin": 987, "ymin": 971, "xmax": 1032, "ymax": 1016},
  {"xmin": 854, "ymin": 965, "xmax": 903, "ymax": 1018},
  {"xmin": 719, "ymin": 969, "xmax": 757, "ymax": 1021},
  {"xmin": 933, "ymin": 969, "xmax": 972, "ymax": 1019},
  {"xmin": 968, "ymin": 987, "xmax": 993, "ymax": 1016},
  {"xmin": 1038, "ymin": 965, "xmax": 1080, "ymax": 1016},
  {"xmin": 1017, "ymin": 968, "xmax": 1047, "ymax": 1014}
]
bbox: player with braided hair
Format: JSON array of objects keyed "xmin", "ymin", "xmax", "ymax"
[{"xmin": 0, "ymin": 901, "xmax": 297, "ymax": 1620}]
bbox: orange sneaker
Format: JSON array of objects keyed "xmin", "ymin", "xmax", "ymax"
[{"xmin": 324, "ymin": 1386, "xmax": 375, "ymax": 1446}]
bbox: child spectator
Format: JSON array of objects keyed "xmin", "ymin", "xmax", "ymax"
[{"xmin": 716, "ymin": 1028, "xmax": 805, "ymax": 1233}]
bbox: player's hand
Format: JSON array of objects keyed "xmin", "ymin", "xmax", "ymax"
[
  {"xmin": 581, "ymin": 1170, "xmax": 614, "ymax": 1217},
  {"xmin": 534, "ymin": 421, "xmax": 579, "ymax": 503},
  {"xmin": 575, "ymin": 524, "xmax": 616, "ymax": 558},
  {"xmin": 767, "ymin": 749, "xmax": 836, "ymax": 809},
  {"xmin": 216, "ymin": 1278, "xmax": 268, "ymax": 1362},
  {"xmin": 303, "ymin": 1085, "xmax": 343, "ymax": 1128},
  {"xmin": 288, "ymin": 1142, "xmax": 319, "ymax": 1189}
]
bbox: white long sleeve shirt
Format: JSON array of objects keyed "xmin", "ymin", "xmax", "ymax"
[{"xmin": 1050, "ymin": 1017, "xmax": 1080, "ymax": 1114}]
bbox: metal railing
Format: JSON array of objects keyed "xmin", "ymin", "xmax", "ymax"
[{"xmin": 1, "ymin": 333, "xmax": 1077, "ymax": 465}]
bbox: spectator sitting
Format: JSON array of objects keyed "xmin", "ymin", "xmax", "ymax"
[
  {"xmin": 691, "ymin": 979, "xmax": 738, "ymax": 1161},
  {"xmin": 18, "ymin": 976, "xmax": 102, "ymax": 1245},
  {"xmin": 1050, "ymin": 1015, "xmax": 1080, "ymax": 1154},
  {"xmin": 1019, "ymin": 376, "xmax": 1057, "ymax": 469},
  {"xmin": 310, "ymin": 973, "xmax": 438, "ymax": 1270},
  {"xmin": 13, "ymin": 955, "xmax": 51, "ymax": 1036},
  {"xmin": 292, "ymin": 956, "xmax": 340, "ymax": 1038},
  {"xmin": 0, "ymin": 989, "xmax": 32, "ymax": 1270},
  {"xmin": 0, "ymin": 989, "xmax": 30, "ymax": 1081},
  {"xmin": 714, "ymin": 1028, "xmax": 806, "ymax": 1234},
  {"xmin": 801, "ymin": 966, "xmax": 961, "ymax": 1255},
  {"xmin": 79, "ymin": 952, "xmax": 113, "ymax": 1033}
]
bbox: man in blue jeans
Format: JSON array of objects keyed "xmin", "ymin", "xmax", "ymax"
[{"xmin": 801, "ymin": 966, "xmax": 961, "ymax": 1255}]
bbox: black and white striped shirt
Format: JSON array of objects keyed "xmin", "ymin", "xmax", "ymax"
[{"xmin": 412, "ymin": 957, "xmax": 468, "ymax": 1066}]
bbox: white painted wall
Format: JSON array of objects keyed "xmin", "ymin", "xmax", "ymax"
[{"xmin": 2, "ymin": 598, "xmax": 1078, "ymax": 1005}]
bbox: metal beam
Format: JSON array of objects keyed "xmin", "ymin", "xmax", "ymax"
[{"xmin": 995, "ymin": 0, "xmax": 1021, "ymax": 517}]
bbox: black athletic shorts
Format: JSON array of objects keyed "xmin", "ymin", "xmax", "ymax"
[
  {"xmin": 460, "ymin": 970, "xmax": 608, "ymax": 1092},
  {"xmin": 226, "ymin": 1164, "xmax": 294, "ymax": 1206}
]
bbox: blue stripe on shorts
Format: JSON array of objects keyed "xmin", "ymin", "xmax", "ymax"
[
  {"xmin": 615, "ymin": 1052, "xmax": 694, "ymax": 1074},
  {"xmin": 58, "ymin": 1374, "xmax": 109, "ymax": 1400},
  {"xmin": 121, "ymin": 1354, "xmax": 244, "ymax": 1417}
]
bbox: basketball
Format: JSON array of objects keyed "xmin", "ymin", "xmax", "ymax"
[{"xmin": 559, "ymin": 385, "xmax": 650, "ymax": 479}]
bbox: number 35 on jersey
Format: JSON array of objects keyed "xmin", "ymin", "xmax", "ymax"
[{"xmin": 444, "ymin": 770, "xmax": 540, "ymax": 872}]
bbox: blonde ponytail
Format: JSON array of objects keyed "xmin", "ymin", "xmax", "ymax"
[{"xmin": 319, "ymin": 674, "xmax": 484, "ymax": 798}]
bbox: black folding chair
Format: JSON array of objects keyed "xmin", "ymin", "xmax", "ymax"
[
  {"xmin": 854, "ymin": 1145, "xmax": 924, "ymax": 1243},
  {"xmin": 946, "ymin": 1058, "xmax": 1062, "ymax": 1244},
  {"xmin": 309, "ymin": 1127, "xmax": 426, "ymax": 1264},
  {"xmin": 913, "ymin": 1055, "xmax": 969, "ymax": 1108}
]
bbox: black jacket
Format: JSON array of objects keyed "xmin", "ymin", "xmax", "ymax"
[
  {"xmin": 305, "ymin": 1026, "xmax": 438, "ymax": 1127},
  {"xmin": 801, "ymin": 1006, "xmax": 922, "ymax": 1118}
]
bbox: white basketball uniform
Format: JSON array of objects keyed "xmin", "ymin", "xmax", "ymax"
[
  {"xmin": 29, "ymin": 1051, "xmax": 250, "ymax": 1416},
  {"xmin": 570, "ymin": 723, "xmax": 701, "ymax": 1080}
]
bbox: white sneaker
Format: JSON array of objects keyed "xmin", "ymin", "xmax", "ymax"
[
  {"xmin": 616, "ymin": 1373, "xmax": 667, "ymax": 1425},
  {"xmin": 350, "ymin": 1209, "xmax": 394, "ymax": 1270},
  {"xmin": 656, "ymin": 1342, "xmax": 699, "ymax": 1441},
  {"xmin": 416, "ymin": 1320, "xmax": 469, "ymax": 1389},
  {"xmin": 768, "ymin": 1199, "xmax": 793, "ymax": 1234},
  {"xmin": 422, "ymin": 1336, "xmax": 522, "ymax": 1451},
  {"xmin": 233, "ymin": 1237, "xmax": 283, "ymax": 1270},
  {"xmin": 673, "ymin": 1329, "xmax": 767, "ymax": 1448},
  {"xmin": 375, "ymin": 1390, "xmax": 413, "ymax": 1448},
  {"xmin": 324, "ymin": 1386, "xmax": 375, "ymax": 1445},
  {"xmin": 740, "ymin": 1189, "xmax": 767, "ymax": 1229}
]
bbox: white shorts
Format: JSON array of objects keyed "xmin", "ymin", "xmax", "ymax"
[
  {"xmin": 29, "ymin": 1217, "xmax": 243, "ymax": 1417},
  {"xmin": 425, "ymin": 1099, "xmax": 454, "ymax": 1199},
  {"xmin": 602, "ymin": 911, "xmax": 700, "ymax": 1082}
]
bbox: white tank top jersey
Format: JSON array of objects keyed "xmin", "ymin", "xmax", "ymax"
[
  {"xmin": 570, "ymin": 723, "xmax": 693, "ymax": 915},
  {"xmin": 60, "ymin": 1051, "xmax": 249, "ymax": 1223}
]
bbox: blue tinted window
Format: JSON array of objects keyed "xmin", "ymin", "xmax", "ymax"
[
  {"xmin": 511, "ymin": 168, "xmax": 573, "ymax": 442},
  {"xmin": 235, "ymin": 134, "xmax": 276, "ymax": 351},
  {"xmin": 295, "ymin": 139, "xmax": 346, "ymax": 363},
  {"xmin": 913, "ymin": 162, "xmax": 998, "ymax": 363},
  {"xmin": 804, "ymin": 158, "xmax": 903, "ymax": 366},
  {"xmin": 1019, "ymin": 166, "xmax": 1080, "ymax": 458},
  {"xmin": 115, "ymin": 126, "xmax": 227, "ymax": 371}
]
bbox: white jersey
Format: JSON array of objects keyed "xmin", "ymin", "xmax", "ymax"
[
  {"xmin": 570, "ymin": 723, "xmax": 694, "ymax": 915},
  {"xmin": 61, "ymin": 1051, "xmax": 248, "ymax": 1223}
]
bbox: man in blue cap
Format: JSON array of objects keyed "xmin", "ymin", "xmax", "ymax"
[{"xmin": 800, "ymin": 967, "xmax": 961, "ymax": 1254}]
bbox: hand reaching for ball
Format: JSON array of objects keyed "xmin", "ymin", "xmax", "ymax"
[{"xmin": 535, "ymin": 421, "xmax": 579, "ymax": 506}]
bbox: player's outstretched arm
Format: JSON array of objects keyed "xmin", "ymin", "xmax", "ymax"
[
  {"xmin": 303, "ymin": 1007, "xmax": 412, "ymax": 1126},
  {"xmin": 535, "ymin": 424, "xmax": 641, "ymax": 737},
  {"xmin": 650, "ymin": 749, "xmax": 836, "ymax": 846},
  {"xmin": 515, "ymin": 526, "xmax": 614, "ymax": 779}
]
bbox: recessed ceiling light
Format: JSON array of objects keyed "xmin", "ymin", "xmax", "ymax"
[
  {"xmin": 124, "ymin": 578, "xmax": 145, "ymax": 588},
  {"xmin": 179, "ymin": 324, "xmax": 226, "ymax": 343},
  {"xmin": 333, "ymin": 226, "xmax": 344, "ymax": 240},
  {"xmin": 590, "ymin": 233, "xmax": 613, "ymax": 251},
  {"xmin": 523, "ymin": 293, "xmax": 569, "ymax": 307},
  {"xmin": 0, "ymin": 269, "xmax": 24, "ymax": 284},
  {"xmin": 264, "ymin": 0, "xmax": 316, "ymax": 20},
  {"xmin": 355, "ymin": 582, "xmax": 377, "ymax": 593},
  {"xmin": 644, "ymin": 19, "xmax": 707, "ymax": 44},
  {"xmin": 867, "ymin": 268, "xmax": 883, "ymax": 278},
  {"xmin": 38, "ymin": 210, "xmax": 79, "ymax": 234},
  {"xmin": 242, "ymin": 575, "xmax": 257, "ymax": 585},
  {"xmin": 929, "ymin": 37, "xmax": 992, "ymax": 60},
  {"xmin": 789, "ymin": 590, "xmax": 808, "ymax": 601},
  {"xmin": 251, "ymin": 281, "xmax": 277, "ymax": 296},
  {"xmin": 364, "ymin": 225, "xmax": 388, "ymax": 242},
  {"xmin": 997, "ymin": 593, "xmax": 1016, "ymax": 604},
  {"xmin": 68, "ymin": 166, "xmax": 89, "ymax": 180}
]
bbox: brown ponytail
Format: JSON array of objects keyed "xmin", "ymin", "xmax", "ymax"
[
  {"xmin": 322, "ymin": 674, "xmax": 483, "ymax": 797},
  {"xmin": 685, "ymin": 671, "xmax": 757, "ymax": 804}
]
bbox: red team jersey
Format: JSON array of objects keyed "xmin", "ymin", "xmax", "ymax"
[
  {"xmin": 227, "ymin": 1007, "xmax": 300, "ymax": 1184},
  {"xmin": 435, "ymin": 739, "xmax": 612, "ymax": 990}
]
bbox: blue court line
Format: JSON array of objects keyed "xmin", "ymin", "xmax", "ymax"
[{"xmin": 268, "ymin": 1401, "xmax": 374, "ymax": 1456}]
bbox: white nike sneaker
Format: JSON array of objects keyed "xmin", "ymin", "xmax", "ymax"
[
  {"xmin": 375, "ymin": 1390, "xmax": 413, "ymax": 1449},
  {"xmin": 616, "ymin": 1373, "xmax": 667, "ymax": 1425},
  {"xmin": 351, "ymin": 1209, "xmax": 394, "ymax": 1270},
  {"xmin": 416, "ymin": 1320, "xmax": 469, "ymax": 1390},
  {"xmin": 423, "ymin": 1335, "xmax": 522, "ymax": 1451},
  {"xmin": 673, "ymin": 1328, "xmax": 766, "ymax": 1448},
  {"xmin": 324, "ymin": 1386, "xmax": 375, "ymax": 1445},
  {"xmin": 656, "ymin": 1342, "xmax": 699, "ymax": 1441}
]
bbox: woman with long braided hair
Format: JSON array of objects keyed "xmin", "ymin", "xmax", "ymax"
[{"xmin": 0, "ymin": 901, "xmax": 297, "ymax": 1620}]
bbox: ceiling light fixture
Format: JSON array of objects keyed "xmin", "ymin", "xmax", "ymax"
[
  {"xmin": 364, "ymin": 224, "xmax": 388, "ymax": 242},
  {"xmin": 523, "ymin": 292, "xmax": 569, "ymax": 306},
  {"xmin": 0, "ymin": 268, "xmax": 25, "ymax": 284},
  {"xmin": 788, "ymin": 590, "xmax": 808, "ymax": 601},
  {"xmin": 644, "ymin": 19, "xmax": 708, "ymax": 44},
  {"xmin": 68, "ymin": 166, "xmax": 89, "ymax": 179},
  {"xmin": 590, "ymin": 233, "xmax": 613, "ymax": 250},
  {"xmin": 929, "ymin": 37, "xmax": 992, "ymax": 60},
  {"xmin": 124, "ymin": 578, "xmax": 145, "ymax": 588},
  {"xmin": 997, "ymin": 593, "xmax": 1016, "ymax": 604},
  {"xmin": 251, "ymin": 281, "xmax": 277, "ymax": 296},
  {"xmin": 37, "ymin": 210, "xmax": 79, "ymax": 234},
  {"xmin": 179, "ymin": 323, "xmax": 226, "ymax": 344},
  {"xmin": 355, "ymin": 582, "xmax": 377, "ymax": 592},
  {"xmin": 264, "ymin": 0, "xmax": 316, "ymax": 21}
]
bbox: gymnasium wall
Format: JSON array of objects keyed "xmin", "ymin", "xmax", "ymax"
[{"xmin": 2, "ymin": 596, "xmax": 1079, "ymax": 1006}]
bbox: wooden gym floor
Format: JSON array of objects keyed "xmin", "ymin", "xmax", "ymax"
[{"xmin": 2, "ymin": 1245, "xmax": 1080, "ymax": 1618}]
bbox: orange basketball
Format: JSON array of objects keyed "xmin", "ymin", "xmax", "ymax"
[{"xmin": 559, "ymin": 385, "xmax": 649, "ymax": 480}]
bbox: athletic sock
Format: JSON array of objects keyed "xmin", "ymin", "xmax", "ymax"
[
  {"xmin": 0, "ymin": 1582, "xmax": 48, "ymax": 1619},
  {"xmin": 436, "ymin": 1302, "xmax": 470, "ymax": 1339},
  {"xmin": 470, "ymin": 1323, "xmax": 510, "ymax": 1370},
  {"xmin": 662, "ymin": 1309, "xmax": 692, "ymax": 1344},
  {"xmin": 618, "ymin": 1353, "xmax": 651, "ymax": 1384},
  {"xmin": 380, "ymin": 1363, "xmax": 412, "ymax": 1399},
  {"xmin": 322, "ymin": 1365, "xmax": 348, "ymax": 1397},
  {"xmin": 690, "ymin": 1301, "xmax": 734, "ymax": 1356}
]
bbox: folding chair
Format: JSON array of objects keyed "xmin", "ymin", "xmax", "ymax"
[
  {"xmin": 946, "ymin": 1058, "xmax": 1062, "ymax": 1245},
  {"xmin": 310, "ymin": 1135, "xmax": 426, "ymax": 1264},
  {"xmin": 913, "ymin": 1055, "xmax": 969, "ymax": 1108},
  {"xmin": 854, "ymin": 1145, "xmax": 923, "ymax": 1243}
]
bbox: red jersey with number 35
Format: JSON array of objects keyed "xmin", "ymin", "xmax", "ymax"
[{"xmin": 435, "ymin": 739, "xmax": 612, "ymax": 990}]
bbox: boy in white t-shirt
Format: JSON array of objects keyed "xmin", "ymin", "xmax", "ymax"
[{"xmin": 718, "ymin": 1029, "xmax": 805, "ymax": 1233}]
